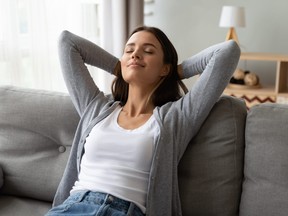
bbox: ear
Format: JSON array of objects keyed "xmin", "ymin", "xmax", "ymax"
[{"xmin": 160, "ymin": 64, "xmax": 170, "ymax": 77}]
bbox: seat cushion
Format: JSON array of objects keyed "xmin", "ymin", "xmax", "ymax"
[
  {"xmin": 240, "ymin": 103, "xmax": 288, "ymax": 216},
  {"xmin": 0, "ymin": 196, "xmax": 51, "ymax": 216},
  {"xmin": 178, "ymin": 95, "xmax": 247, "ymax": 216}
]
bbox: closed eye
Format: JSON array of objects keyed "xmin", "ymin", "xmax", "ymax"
[{"xmin": 125, "ymin": 49, "xmax": 134, "ymax": 53}]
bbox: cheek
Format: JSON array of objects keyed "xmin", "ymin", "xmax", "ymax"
[
  {"xmin": 120, "ymin": 58, "xmax": 128, "ymax": 74},
  {"xmin": 120, "ymin": 60, "xmax": 126, "ymax": 71},
  {"xmin": 120, "ymin": 55, "xmax": 126, "ymax": 68},
  {"xmin": 119, "ymin": 59, "xmax": 130, "ymax": 81},
  {"xmin": 149, "ymin": 60, "xmax": 166, "ymax": 76}
]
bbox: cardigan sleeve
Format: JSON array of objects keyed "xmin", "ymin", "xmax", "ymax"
[
  {"xmin": 181, "ymin": 40, "xmax": 239, "ymax": 79},
  {"xmin": 58, "ymin": 30, "xmax": 119, "ymax": 115},
  {"xmin": 161, "ymin": 40, "xmax": 240, "ymax": 159}
]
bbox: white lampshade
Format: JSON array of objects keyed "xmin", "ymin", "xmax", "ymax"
[{"xmin": 219, "ymin": 6, "xmax": 245, "ymax": 28}]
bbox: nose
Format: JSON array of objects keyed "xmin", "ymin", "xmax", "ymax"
[{"xmin": 132, "ymin": 49, "xmax": 141, "ymax": 59}]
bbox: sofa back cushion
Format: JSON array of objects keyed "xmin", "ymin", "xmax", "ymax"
[
  {"xmin": 178, "ymin": 95, "xmax": 247, "ymax": 216},
  {"xmin": 0, "ymin": 86, "xmax": 79, "ymax": 202},
  {"xmin": 240, "ymin": 103, "xmax": 288, "ymax": 216}
]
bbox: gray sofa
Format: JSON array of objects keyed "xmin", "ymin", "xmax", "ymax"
[{"xmin": 0, "ymin": 85, "xmax": 288, "ymax": 216}]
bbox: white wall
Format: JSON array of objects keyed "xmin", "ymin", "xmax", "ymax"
[{"xmin": 144, "ymin": 0, "xmax": 288, "ymax": 88}]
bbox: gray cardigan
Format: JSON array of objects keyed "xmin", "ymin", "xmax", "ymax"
[{"xmin": 54, "ymin": 30, "xmax": 240, "ymax": 216}]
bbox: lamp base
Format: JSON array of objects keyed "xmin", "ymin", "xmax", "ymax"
[{"xmin": 225, "ymin": 27, "xmax": 239, "ymax": 44}]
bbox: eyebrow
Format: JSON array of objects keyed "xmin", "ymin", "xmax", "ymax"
[{"xmin": 125, "ymin": 42, "xmax": 157, "ymax": 48}]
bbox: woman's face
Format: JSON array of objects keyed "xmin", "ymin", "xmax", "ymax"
[{"xmin": 120, "ymin": 31, "xmax": 169, "ymax": 89}]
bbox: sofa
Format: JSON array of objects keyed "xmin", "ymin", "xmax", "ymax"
[{"xmin": 0, "ymin": 85, "xmax": 288, "ymax": 216}]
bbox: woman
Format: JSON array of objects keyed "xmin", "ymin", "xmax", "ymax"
[{"xmin": 46, "ymin": 26, "xmax": 240, "ymax": 216}]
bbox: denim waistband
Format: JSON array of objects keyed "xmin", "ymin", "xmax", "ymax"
[{"xmin": 70, "ymin": 190, "xmax": 144, "ymax": 215}]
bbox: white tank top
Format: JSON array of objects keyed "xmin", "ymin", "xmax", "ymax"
[{"xmin": 71, "ymin": 106, "xmax": 158, "ymax": 213}]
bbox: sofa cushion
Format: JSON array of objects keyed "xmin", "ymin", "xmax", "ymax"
[
  {"xmin": 0, "ymin": 86, "xmax": 79, "ymax": 202},
  {"xmin": 240, "ymin": 103, "xmax": 288, "ymax": 216},
  {"xmin": 178, "ymin": 95, "xmax": 247, "ymax": 216},
  {"xmin": 0, "ymin": 196, "xmax": 51, "ymax": 216}
]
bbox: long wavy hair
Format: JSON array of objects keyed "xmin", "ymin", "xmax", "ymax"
[{"xmin": 112, "ymin": 26, "xmax": 188, "ymax": 107}]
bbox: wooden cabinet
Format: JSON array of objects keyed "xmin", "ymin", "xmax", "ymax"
[{"xmin": 224, "ymin": 52, "xmax": 288, "ymax": 107}]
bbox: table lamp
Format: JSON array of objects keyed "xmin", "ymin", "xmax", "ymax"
[{"xmin": 219, "ymin": 6, "xmax": 245, "ymax": 45}]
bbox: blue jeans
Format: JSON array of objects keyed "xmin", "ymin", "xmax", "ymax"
[{"xmin": 45, "ymin": 191, "xmax": 145, "ymax": 216}]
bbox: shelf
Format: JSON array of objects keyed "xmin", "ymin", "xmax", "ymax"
[
  {"xmin": 240, "ymin": 53, "xmax": 288, "ymax": 62},
  {"xmin": 224, "ymin": 52, "xmax": 288, "ymax": 107},
  {"xmin": 225, "ymin": 86, "xmax": 276, "ymax": 96},
  {"xmin": 277, "ymin": 92, "xmax": 288, "ymax": 97}
]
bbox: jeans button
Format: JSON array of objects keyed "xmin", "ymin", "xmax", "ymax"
[{"xmin": 107, "ymin": 195, "xmax": 114, "ymax": 203}]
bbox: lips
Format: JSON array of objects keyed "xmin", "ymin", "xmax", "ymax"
[{"xmin": 128, "ymin": 61, "xmax": 145, "ymax": 67}]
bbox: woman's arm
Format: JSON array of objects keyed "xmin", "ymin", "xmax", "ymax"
[
  {"xmin": 182, "ymin": 39, "xmax": 240, "ymax": 100},
  {"xmin": 58, "ymin": 30, "xmax": 119, "ymax": 115},
  {"xmin": 172, "ymin": 40, "xmax": 241, "ymax": 158},
  {"xmin": 183, "ymin": 39, "xmax": 240, "ymax": 120}
]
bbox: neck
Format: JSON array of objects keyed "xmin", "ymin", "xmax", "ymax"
[{"xmin": 122, "ymin": 85, "xmax": 155, "ymax": 117}]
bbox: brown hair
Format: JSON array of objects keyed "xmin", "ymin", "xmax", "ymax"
[{"xmin": 112, "ymin": 26, "xmax": 188, "ymax": 107}]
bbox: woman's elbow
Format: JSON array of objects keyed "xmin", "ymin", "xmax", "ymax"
[{"xmin": 225, "ymin": 40, "xmax": 241, "ymax": 60}]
